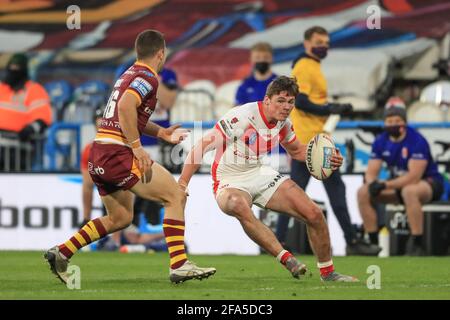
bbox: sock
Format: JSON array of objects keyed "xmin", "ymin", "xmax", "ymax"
[
  {"xmin": 412, "ymin": 235, "xmax": 423, "ymax": 247},
  {"xmin": 276, "ymin": 250, "xmax": 293, "ymax": 266},
  {"xmin": 368, "ymin": 232, "xmax": 379, "ymax": 245},
  {"xmin": 58, "ymin": 218, "xmax": 107, "ymax": 259},
  {"xmin": 318, "ymin": 260, "xmax": 334, "ymax": 277},
  {"xmin": 163, "ymin": 218, "xmax": 188, "ymax": 269}
]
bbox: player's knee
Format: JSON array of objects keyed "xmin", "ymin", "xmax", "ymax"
[
  {"xmin": 165, "ymin": 188, "xmax": 186, "ymax": 207},
  {"xmin": 226, "ymin": 194, "xmax": 250, "ymax": 217},
  {"xmin": 401, "ymin": 185, "xmax": 417, "ymax": 200},
  {"xmin": 119, "ymin": 216, "xmax": 133, "ymax": 229},
  {"xmin": 305, "ymin": 205, "xmax": 324, "ymax": 226},
  {"xmin": 109, "ymin": 213, "xmax": 132, "ymax": 230}
]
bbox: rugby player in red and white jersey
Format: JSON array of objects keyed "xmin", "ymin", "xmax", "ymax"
[
  {"xmin": 45, "ymin": 30, "xmax": 215, "ymax": 284},
  {"xmin": 180, "ymin": 76, "xmax": 357, "ymax": 282}
]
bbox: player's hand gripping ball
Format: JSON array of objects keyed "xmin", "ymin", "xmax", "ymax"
[{"xmin": 306, "ymin": 133, "xmax": 342, "ymax": 180}]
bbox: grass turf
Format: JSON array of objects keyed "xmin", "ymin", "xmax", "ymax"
[{"xmin": 0, "ymin": 251, "xmax": 449, "ymax": 300}]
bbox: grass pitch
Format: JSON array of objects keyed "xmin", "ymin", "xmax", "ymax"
[{"xmin": 0, "ymin": 251, "xmax": 449, "ymax": 300}]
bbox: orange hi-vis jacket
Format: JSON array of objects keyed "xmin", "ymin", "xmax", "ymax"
[{"xmin": 0, "ymin": 80, "xmax": 52, "ymax": 133}]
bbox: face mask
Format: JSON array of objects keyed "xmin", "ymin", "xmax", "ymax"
[
  {"xmin": 4, "ymin": 68, "xmax": 28, "ymax": 90},
  {"xmin": 311, "ymin": 46, "xmax": 328, "ymax": 60},
  {"xmin": 254, "ymin": 62, "xmax": 270, "ymax": 74},
  {"xmin": 385, "ymin": 125, "xmax": 403, "ymax": 138}
]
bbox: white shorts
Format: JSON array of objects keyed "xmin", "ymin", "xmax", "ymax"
[{"xmin": 214, "ymin": 166, "xmax": 289, "ymax": 207}]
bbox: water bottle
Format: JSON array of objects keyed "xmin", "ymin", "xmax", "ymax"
[
  {"xmin": 378, "ymin": 227, "xmax": 390, "ymax": 257},
  {"xmin": 119, "ymin": 244, "xmax": 146, "ymax": 253}
]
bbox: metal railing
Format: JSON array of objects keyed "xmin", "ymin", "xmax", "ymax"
[
  {"xmin": 170, "ymin": 89, "xmax": 216, "ymax": 123},
  {"xmin": 0, "ymin": 131, "xmax": 45, "ymax": 172}
]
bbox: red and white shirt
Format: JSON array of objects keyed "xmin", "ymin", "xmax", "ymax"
[{"xmin": 213, "ymin": 101, "xmax": 296, "ymax": 178}]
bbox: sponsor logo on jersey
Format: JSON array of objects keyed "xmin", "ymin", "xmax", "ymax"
[
  {"xmin": 231, "ymin": 117, "xmax": 239, "ymax": 124},
  {"xmin": 92, "ymin": 165, "xmax": 105, "ymax": 175},
  {"xmin": 117, "ymin": 173, "xmax": 134, "ymax": 187},
  {"xmin": 219, "ymin": 120, "xmax": 232, "ymax": 137},
  {"xmin": 232, "ymin": 150, "xmax": 258, "ymax": 161},
  {"xmin": 114, "ymin": 79, "xmax": 123, "ymax": 87},
  {"xmin": 246, "ymin": 132, "xmax": 258, "ymax": 145},
  {"xmin": 130, "ymin": 77, "xmax": 153, "ymax": 98},
  {"xmin": 218, "ymin": 184, "xmax": 230, "ymax": 191},
  {"xmin": 402, "ymin": 147, "xmax": 408, "ymax": 159},
  {"xmin": 142, "ymin": 71, "xmax": 154, "ymax": 78},
  {"xmin": 411, "ymin": 152, "xmax": 424, "ymax": 159},
  {"xmin": 144, "ymin": 106, "xmax": 154, "ymax": 115}
]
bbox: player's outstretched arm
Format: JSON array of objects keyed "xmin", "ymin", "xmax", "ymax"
[
  {"xmin": 282, "ymin": 139, "xmax": 307, "ymax": 162},
  {"xmin": 144, "ymin": 122, "xmax": 190, "ymax": 144},
  {"xmin": 179, "ymin": 130, "xmax": 221, "ymax": 189},
  {"xmin": 143, "ymin": 120, "xmax": 163, "ymax": 137}
]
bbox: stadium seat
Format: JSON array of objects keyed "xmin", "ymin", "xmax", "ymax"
[
  {"xmin": 215, "ymin": 80, "xmax": 241, "ymax": 106},
  {"xmin": 420, "ymin": 80, "xmax": 450, "ymax": 105},
  {"xmin": 214, "ymin": 80, "xmax": 241, "ymax": 118},
  {"xmin": 333, "ymin": 95, "xmax": 375, "ymax": 112},
  {"xmin": 63, "ymin": 80, "xmax": 109, "ymax": 123},
  {"xmin": 171, "ymin": 88, "xmax": 216, "ymax": 122},
  {"xmin": 44, "ymin": 80, "xmax": 73, "ymax": 122},
  {"xmin": 183, "ymin": 80, "xmax": 216, "ymax": 97},
  {"xmin": 407, "ymin": 101, "xmax": 445, "ymax": 122}
]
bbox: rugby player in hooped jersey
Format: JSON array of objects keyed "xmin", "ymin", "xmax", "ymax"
[
  {"xmin": 45, "ymin": 30, "xmax": 216, "ymax": 284},
  {"xmin": 180, "ymin": 76, "xmax": 358, "ymax": 282}
]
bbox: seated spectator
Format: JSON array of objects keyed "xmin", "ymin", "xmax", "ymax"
[
  {"xmin": 0, "ymin": 53, "xmax": 52, "ymax": 170},
  {"xmin": 357, "ymin": 99, "xmax": 444, "ymax": 256},
  {"xmin": 235, "ymin": 42, "xmax": 277, "ymax": 106}
]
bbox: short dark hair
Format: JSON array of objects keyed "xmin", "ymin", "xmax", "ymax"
[
  {"xmin": 304, "ymin": 26, "xmax": 328, "ymax": 40},
  {"xmin": 266, "ymin": 76, "xmax": 299, "ymax": 98},
  {"xmin": 135, "ymin": 29, "xmax": 165, "ymax": 60},
  {"xmin": 250, "ymin": 42, "xmax": 273, "ymax": 54}
]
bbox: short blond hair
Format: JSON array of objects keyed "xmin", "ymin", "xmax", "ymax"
[{"xmin": 250, "ymin": 42, "xmax": 273, "ymax": 54}]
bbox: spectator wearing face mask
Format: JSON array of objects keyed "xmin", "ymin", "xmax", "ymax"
[
  {"xmin": 357, "ymin": 98, "xmax": 444, "ymax": 256},
  {"xmin": 0, "ymin": 53, "xmax": 52, "ymax": 170},
  {"xmin": 235, "ymin": 42, "xmax": 277, "ymax": 106},
  {"xmin": 0, "ymin": 53, "xmax": 52, "ymax": 140}
]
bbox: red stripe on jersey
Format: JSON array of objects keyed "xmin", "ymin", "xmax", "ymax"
[
  {"xmin": 257, "ymin": 101, "xmax": 276, "ymax": 129},
  {"xmin": 212, "ymin": 128, "xmax": 227, "ymax": 195}
]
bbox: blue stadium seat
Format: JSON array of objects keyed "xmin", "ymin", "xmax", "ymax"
[
  {"xmin": 44, "ymin": 80, "xmax": 73, "ymax": 121},
  {"xmin": 63, "ymin": 80, "xmax": 110, "ymax": 123}
]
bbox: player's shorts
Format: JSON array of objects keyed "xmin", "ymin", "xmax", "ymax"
[
  {"xmin": 88, "ymin": 142, "xmax": 141, "ymax": 196},
  {"xmin": 396, "ymin": 176, "xmax": 444, "ymax": 203},
  {"xmin": 426, "ymin": 176, "xmax": 444, "ymax": 201},
  {"xmin": 214, "ymin": 165, "xmax": 289, "ymax": 207}
]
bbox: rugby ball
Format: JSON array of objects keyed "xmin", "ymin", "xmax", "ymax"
[{"xmin": 306, "ymin": 133, "xmax": 336, "ymax": 180}]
